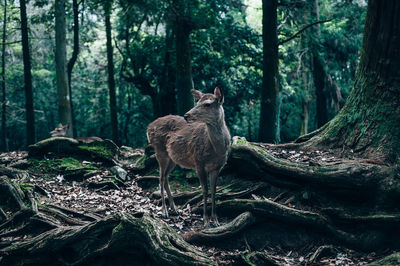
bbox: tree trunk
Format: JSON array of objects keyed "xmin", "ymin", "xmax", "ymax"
[
  {"xmin": 300, "ymin": 43, "xmax": 310, "ymax": 136},
  {"xmin": 305, "ymin": 0, "xmax": 400, "ymax": 163},
  {"xmin": 259, "ymin": 0, "xmax": 279, "ymax": 143},
  {"xmin": 312, "ymin": 0, "xmax": 328, "ymax": 129},
  {"xmin": 160, "ymin": 21, "xmax": 177, "ymax": 116},
  {"xmin": 67, "ymin": 0, "xmax": 79, "ymax": 138},
  {"xmin": 1, "ymin": 0, "xmax": 7, "ymax": 151},
  {"xmin": 104, "ymin": 3, "xmax": 119, "ymax": 145},
  {"xmin": 55, "ymin": 0, "xmax": 73, "ymax": 137},
  {"xmin": 20, "ymin": 0, "xmax": 35, "ymax": 145},
  {"xmin": 175, "ymin": 0, "xmax": 194, "ymax": 116}
]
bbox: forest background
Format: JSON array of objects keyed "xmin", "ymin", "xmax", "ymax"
[{"xmin": 0, "ymin": 0, "xmax": 367, "ymax": 150}]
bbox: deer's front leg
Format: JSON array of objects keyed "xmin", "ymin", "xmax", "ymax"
[
  {"xmin": 197, "ymin": 168, "xmax": 209, "ymax": 227},
  {"xmin": 209, "ymin": 170, "xmax": 220, "ymax": 227}
]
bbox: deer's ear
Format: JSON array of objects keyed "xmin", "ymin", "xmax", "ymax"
[
  {"xmin": 191, "ymin": 90, "xmax": 203, "ymax": 100},
  {"xmin": 214, "ymin": 87, "xmax": 224, "ymax": 104}
]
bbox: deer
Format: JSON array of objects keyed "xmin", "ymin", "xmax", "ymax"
[
  {"xmin": 147, "ymin": 87, "xmax": 231, "ymax": 227},
  {"xmin": 50, "ymin": 124, "xmax": 103, "ymax": 143}
]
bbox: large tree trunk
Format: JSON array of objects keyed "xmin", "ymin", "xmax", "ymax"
[
  {"xmin": 104, "ymin": 2, "xmax": 119, "ymax": 145},
  {"xmin": 20, "ymin": 0, "xmax": 35, "ymax": 145},
  {"xmin": 55, "ymin": 0, "xmax": 73, "ymax": 137},
  {"xmin": 67, "ymin": 0, "xmax": 79, "ymax": 138},
  {"xmin": 1, "ymin": 0, "xmax": 7, "ymax": 151},
  {"xmin": 305, "ymin": 0, "xmax": 400, "ymax": 163},
  {"xmin": 258, "ymin": 0, "xmax": 279, "ymax": 143},
  {"xmin": 175, "ymin": 0, "xmax": 194, "ymax": 116}
]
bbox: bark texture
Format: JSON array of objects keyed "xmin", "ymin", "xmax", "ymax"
[
  {"xmin": 105, "ymin": 3, "xmax": 119, "ymax": 144},
  {"xmin": 259, "ymin": 0, "xmax": 279, "ymax": 143},
  {"xmin": 55, "ymin": 0, "xmax": 73, "ymax": 137},
  {"xmin": 175, "ymin": 0, "xmax": 194, "ymax": 115},
  {"xmin": 1, "ymin": 0, "xmax": 7, "ymax": 151},
  {"xmin": 67, "ymin": 0, "xmax": 80, "ymax": 138},
  {"xmin": 20, "ymin": 0, "xmax": 35, "ymax": 145}
]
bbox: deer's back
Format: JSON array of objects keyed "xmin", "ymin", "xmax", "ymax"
[{"xmin": 147, "ymin": 115, "xmax": 186, "ymax": 152}]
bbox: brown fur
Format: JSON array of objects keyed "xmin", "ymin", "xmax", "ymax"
[{"xmin": 147, "ymin": 88, "xmax": 230, "ymax": 226}]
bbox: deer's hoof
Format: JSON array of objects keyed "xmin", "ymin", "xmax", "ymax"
[
  {"xmin": 170, "ymin": 209, "xmax": 181, "ymax": 216},
  {"xmin": 211, "ymin": 221, "xmax": 220, "ymax": 227},
  {"xmin": 204, "ymin": 224, "xmax": 213, "ymax": 229}
]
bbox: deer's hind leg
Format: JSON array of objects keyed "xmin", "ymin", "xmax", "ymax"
[
  {"xmin": 163, "ymin": 159, "xmax": 178, "ymax": 215},
  {"xmin": 196, "ymin": 167, "xmax": 210, "ymax": 227},
  {"xmin": 156, "ymin": 152, "xmax": 171, "ymax": 218},
  {"xmin": 209, "ymin": 169, "xmax": 220, "ymax": 227}
]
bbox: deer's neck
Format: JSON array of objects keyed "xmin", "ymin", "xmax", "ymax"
[{"xmin": 206, "ymin": 109, "xmax": 230, "ymax": 154}]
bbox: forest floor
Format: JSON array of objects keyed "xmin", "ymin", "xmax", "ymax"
[{"xmin": 0, "ymin": 148, "xmax": 389, "ymax": 265}]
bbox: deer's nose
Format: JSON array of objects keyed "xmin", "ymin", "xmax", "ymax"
[{"xmin": 183, "ymin": 114, "xmax": 190, "ymax": 121}]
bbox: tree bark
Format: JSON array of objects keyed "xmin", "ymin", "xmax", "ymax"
[
  {"xmin": 300, "ymin": 44, "xmax": 310, "ymax": 136},
  {"xmin": 104, "ymin": 2, "xmax": 119, "ymax": 145},
  {"xmin": 305, "ymin": 0, "xmax": 400, "ymax": 163},
  {"xmin": 160, "ymin": 21, "xmax": 177, "ymax": 116},
  {"xmin": 1, "ymin": 0, "xmax": 7, "ymax": 151},
  {"xmin": 20, "ymin": 0, "xmax": 35, "ymax": 145},
  {"xmin": 55, "ymin": 0, "xmax": 73, "ymax": 137},
  {"xmin": 259, "ymin": 0, "xmax": 279, "ymax": 143},
  {"xmin": 67, "ymin": 0, "xmax": 79, "ymax": 138},
  {"xmin": 175, "ymin": 0, "xmax": 194, "ymax": 116}
]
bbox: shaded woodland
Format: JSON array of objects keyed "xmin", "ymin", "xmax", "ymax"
[{"xmin": 1, "ymin": 0, "xmax": 400, "ymax": 265}]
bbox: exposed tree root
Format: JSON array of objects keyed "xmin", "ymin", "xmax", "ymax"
[
  {"xmin": 0, "ymin": 213, "xmax": 215, "ymax": 266},
  {"xmin": 0, "ymin": 166, "xmax": 29, "ymax": 179},
  {"xmin": 230, "ymin": 142, "xmax": 386, "ymax": 191},
  {"xmin": 213, "ymin": 198, "xmax": 398, "ymax": 251},
  {"xmin": 183, "ymin": 212, "xmax": 255, "ymax": 244},
  {"xmin": 27, "ymin": 137, "xmax": 119, "ymax": 165},
  {"xmin": 0, "ymin": 176, "xmax": 26, "ymax": 211}
]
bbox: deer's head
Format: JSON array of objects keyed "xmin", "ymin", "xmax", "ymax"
[
  {"xmin": 50, "ymin": 124, "xmax": 69, "ymax": 137},
  {"xmin": 184, "ymin": 87, "xmax": 225, "ymax": 124}
]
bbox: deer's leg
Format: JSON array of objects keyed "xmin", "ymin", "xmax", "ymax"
[
  {"xmin": 209, "ymin": 170, "xmax": 220, "ymax": 227},
  {"xmin": 156, "ymin": 153, "xmax": 169, "ymax": 219},
  {"xmin": 197, "ymin": 168, "xmax": 209, "ymax": 227},
  {"xmin": 163, "ymin": 160, "xmax": 178, "ymax": 215}
]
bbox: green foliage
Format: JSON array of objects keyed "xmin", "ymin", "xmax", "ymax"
[{"xmin": 0, "ymin": 0, "xmax": 366, "ymax": 149}]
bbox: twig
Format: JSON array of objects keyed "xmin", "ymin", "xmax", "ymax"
[{"xmin": 278, "ymin": 19, "xmax": 333, "ymax": 46}]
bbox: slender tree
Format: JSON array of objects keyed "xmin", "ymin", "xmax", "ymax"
[
  {"xmin": 55, "ymin": 0, "xmax": 73, "ymax": 137},
  {"xmin": 174, "ymin": 0, "xmax": 194, "ymax": 115},
  {"xmin": 258, "ymin": 0, "xmax": 279, "ymax": 143},
  {"xmin": 20, "ymin": 0, "xmax": 35, "ymax": 145},
  {"xmin": 67, "ymin": 0, "xmax": 80, "ymax": 137},
  {"xmin": 104, "ymin": 1, "xmax": 119, "ymax": 144},
  {"xmin": 1, "ymin": 0, "xmax": 7, "ymax": 150}
]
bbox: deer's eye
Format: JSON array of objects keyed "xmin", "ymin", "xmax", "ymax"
[{"xmin": 203, "ymin": 103, "xmax": 211, "ymax": 107}]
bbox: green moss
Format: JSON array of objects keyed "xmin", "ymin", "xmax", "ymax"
[
  {"xmin": 231, "ymin": 136, "xmax": 248, "ymax": 147},
  {"xmin": 134, "ymin": 154, "xmax": 147, "ymax": 169},
  {"xmin": 27, "ymin": 157, "xmax": 98, "ymax": 179},
  {"xmin": 19, "ymin": 182, "xmax": 34, "ymax": 193},
  {"xmin": 77, "ymin": 140, "xmax": 118, "ymax": 163}
]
